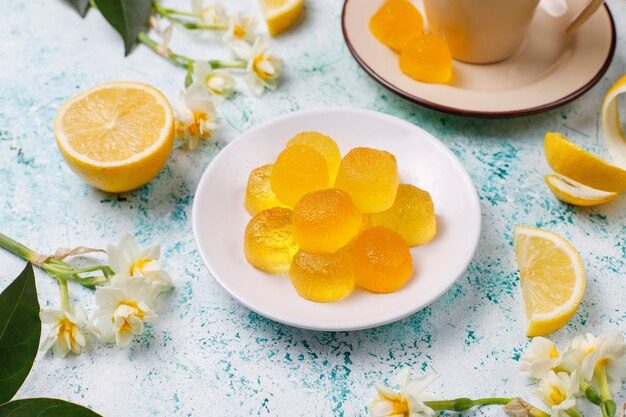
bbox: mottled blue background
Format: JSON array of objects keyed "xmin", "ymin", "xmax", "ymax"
[{"xmin": 0, "ymin": 0, "xmax": 624, "ymax": 416}]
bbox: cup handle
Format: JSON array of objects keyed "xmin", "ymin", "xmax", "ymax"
[{"xmin": 565, "ymin": 0, "xmax": 604, "ymax": 34}]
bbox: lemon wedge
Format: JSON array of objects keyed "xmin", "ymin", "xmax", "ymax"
[
  {"xmin": 513, "ymin": 226, "xmax": 585, "ymax": 337},
  {"xmin": 259, "ymin": 0, "xmax": 303, "ymax": 36},
  {"xmin": 544, "ymin": 132, "xmax": 626, "ymax": 193},
  {"xmin": 602, "ymin": 74, "xmax": 626, "ymax": 168},
  {"xmin": 54, "ymin": 81, "xmax": 174, "ymax": 193},
  {"xmin": 545, "ymin": 174, "xmax": 618, "ymax": 206}
]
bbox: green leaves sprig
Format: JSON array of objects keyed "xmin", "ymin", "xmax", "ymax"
[{"xmin": 0, "ymin": 264, "xmax": 102, "ymax": 416}]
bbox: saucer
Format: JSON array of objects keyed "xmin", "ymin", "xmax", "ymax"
[
  {"xmin": 192, "ymin": 108, "xmax": 481, "ymax": 331},
  {"xmin": 342, "ymin": 0, "xmax": 616, "ymax": 117}
]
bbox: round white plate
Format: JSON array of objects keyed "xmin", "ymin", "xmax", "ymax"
[
  {"xmin": 192, "ymin": 108, "xmax": 481, "ymax": 331},
  {"xmin": 342, "ymin": 0, "xmax": 615, "ymax": 117}
]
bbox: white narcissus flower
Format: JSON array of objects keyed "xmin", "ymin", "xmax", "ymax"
[
  {"xmin": 596, "ymin": 332, "xmax": 626, "ymax": 389},
  {"xmin": 369, "ymin": 369, "xmax": 439, "ymax": 417},
  {"xmin": 224, "ymin": 13, "xmax": 257, "ymax": 58},
  {"xmin": 533, "ymin": 371, "xmax": 579, "ymax": 417},
  {"xmin": 520, "ymin": 337, "xmax": 562, "ymax": 379},
  {"xmin": 107, "ymin": 233, "xmax": 172, "ymax": 291},
  {"xmin": 192, "ymin": 61, "xmax": 236, "ymax": 102},
  {"xmin": 91, "ymin": 275, "xmax": 159, "ymax": 348},
  {"xmin": 40, "ymin": 303, "xmax": 88, "ymax": 358},
  {"xmin": 245, "ymin": 36, "xmax": 282, "ymax": 96},
  {"xmin": 560, "ymin": 333, "xmax": 602, "ymax": 381},
  {"xmin": 191, "ymin": 0, "xmax": 228, "ymax": 27},
  {"xmin": 175, "ymin": 82, "xmax": 220, "ymax": 150}
]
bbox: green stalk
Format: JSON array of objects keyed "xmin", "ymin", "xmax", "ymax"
[
  {"xmin": 57, "ymin": 275, "xmax": 70, "ymax": 312},
  {"xmin": 425, "ymin": 397, "xmax": 514, "ymax": 411},
  {"xmin": 580, "ymin": 379, "xmax": 602, "ymax": 406},
  {"xmin": 153, "ymin": 1, "xmax": 227, "ymax": 30},
  {"xmin": 566, "ymin": 408, "xmax": 583, "ymax": 417},
  {"xmin": 208, "ymin": 59, "xmax": 247, "ymax": 69},
  {"xmin": 597, "ymin": 363, "xmax": 616, "ymax": 417},
  {"xmin": 0, "ymin": 232, "xmax": 41, "ymax": 263}
]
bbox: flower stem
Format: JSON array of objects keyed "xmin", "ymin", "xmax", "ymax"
[
  {"xmin": 153, "ymin": 1, "xmax": 227, "ymax": 30},
  {"xmin": 425, "ymin": 398, "xmax": 514, "ymax": 411},
  {"xmin": 580, "ymin": 379, "xmax": 602, "ymax": 406},
  {"xmin": 208, "ymin": 59, "xmax": 247, "ymax": 69},
  {"xmin": 597, "ymin": 363, "xmax": 616, "ymax": 417},
  {"xmin": 566, "ymin": 407, "xmax": 583, "ymax": 417},
  {"xmin": 137, "ymin": 31, "xmax": 191, "ymax": 69},
  {"xmin": 57, "ymin": 275, "xmax": 70, "ymax": 312},
  {"xmin": 0, "ymin": 232, "xmax": 41, "ymax": 263}
]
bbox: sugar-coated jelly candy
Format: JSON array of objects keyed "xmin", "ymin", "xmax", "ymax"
[
  {"xmin": 289, "ymin": 248, "xmax": 354, "ymax": 302},
  {"xmin": 245, "ymin": 164, "xmax": 288, "ymax": 215},
  {"xmin": 292, "ymin": 189, "xmax": 363, "ymax": 254},
  {"xmin": 350, "ymin": 226, "xmax": 413, "ymax": 293},
  {"xmin": 286, "ymin": 132, "xmax": 341, "ymax": 182},
  {"xmin": 270, "ymin": 145, "xmax": 330, "ymax": 207},
  {"xmin": 371, "ymin": 184, "xmax": 436, "ymax": 246},
  {"xmin": 399, "ymin": 34, "xmax": 452, "ymax": 84},
  {"xmin": 244, "ymin": 207, "xmax": 298, "ymax": 273},
  {"xmin": 369, "ymin": 0, "xmax": 424, "ymax": 52},
  {"xmin": 334, "ymin": 147, "xmax": 399, "ymax": 213}
]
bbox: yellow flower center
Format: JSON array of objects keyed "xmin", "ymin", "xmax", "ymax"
[
  {"xmin": 253, "ymin": 55, "xmax": 273, "ymax": 80},
  {"xmin": 549, "ymin": 346, "xmax": 559, "ymax": 359},
  {"xmin": 130, "ymin": 258, "xmax": 151, "ymax": 275},
  {"xmin": 233, "ymin": 24, "xmax": 245, "ymax": 39},
  {"xmin": 188, "ymin": 112, "xmax": 208, "ymax": 137},
  {"xmin": 58, "ymin": 318, "xmax": 74, "ymax": 337},
  {"xmin": 548, "ymin": 386, "xmax": 566, "ymax": 405},
  {"xmin": 380, "ymin": 392, "xmax": 409, "ymax": 416}
]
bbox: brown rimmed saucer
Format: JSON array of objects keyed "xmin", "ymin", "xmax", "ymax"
[{"xmin": 342, "ymin": 0, "xmax": 616, "ymax": 118}]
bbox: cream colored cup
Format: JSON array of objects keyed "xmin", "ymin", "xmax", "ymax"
[{"xmin": 423, "ymin": 0, "xmax": 604, "ymax": 64}]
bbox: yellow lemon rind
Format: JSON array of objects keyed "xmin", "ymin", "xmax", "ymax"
[{"xmin": 545, "ymin": 174, "xmax": 619, "ymax": 207}]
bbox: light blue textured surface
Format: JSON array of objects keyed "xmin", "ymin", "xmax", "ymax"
[{"xmin": 0, "ymin": 0, "xmax": 625, "ymax": 416}]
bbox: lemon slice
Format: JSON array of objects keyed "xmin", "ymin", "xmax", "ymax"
[
  {"xmin": 545, "ymin": 174, "xmax": 618, "ymax": 206},
  {"xmin": 544, "ymin": 132, "xmax": 626, "ymax": 193},
  {"xmin": 54, "ymin": 81, "xmax": 174, "ymax": 193},
  {"xmin": 602, "ymin": 74, "xmax": 626, "ymax": 168},
  {"xmin": 259, "ymin": 0, "xmax": 303, "ymax": 36},
  {"xmin": 513, "ymin": 226, "xmax": 585, "ymax": 337}
]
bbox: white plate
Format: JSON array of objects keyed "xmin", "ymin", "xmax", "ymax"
[
  {"xmin": 342, "ymin": 0, "xmax": 615, "ymax": 117},
  {"xmin": 192, "ymin": 108, "xmax": 481, "ymax": 331}
]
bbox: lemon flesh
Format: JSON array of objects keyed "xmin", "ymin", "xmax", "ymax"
[
  {"xmin": 259, "ymin": 0, "xmax": 303, "ymax": 36},
  {"xmin": 54, "ymin": 81, "xmax": 174, "ymax": 193},
  {"xmin": 544, "ymin": 132, "xmax": 626, "ymax": 193},
  {"xmin": 513, "ymin": 226, "xmax": 585, "ymax": 337}
]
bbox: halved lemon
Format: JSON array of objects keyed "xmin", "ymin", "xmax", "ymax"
[
  {"xmin": 54, "ymin": 81, "xmax": 174, "ymax": 193},
  {"xmin": 513, "ymin": 226, "xmax": 585, "ymax": 337},
  {"xmin": 259, "ymin": 0, "xmax": 303, "ymax": 36},
  {"xmin": 544, "ymin": 132, "xmax": 626, "ymax": 193},
  {"xmin": 545, "ymin": 174, "xmax": 618, "ymax": 206}
]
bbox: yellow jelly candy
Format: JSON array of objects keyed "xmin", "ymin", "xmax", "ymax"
[
  {"xmin": 289, "ymin": 248, "xmax": 354, "ymax": 302},
  {"xmin": 286, "ymin": 132, "xmax": 341, "ymax": 182},
  {"xmin": 292, "ymin": 189, "xmax": 363, "ymax": 254},
  {"xmin": 245, "ymin": 164, "xmax": 288, "ymax": 215},
  {"xmin": 334, "ymin": 147, "xmax": 399, "ymax": 213},
  {"xmin": 399, "ymin": 34, "xmax": 452, "ymax": 84},
  {"xmin": 370, "ymin": 0, "xmax": 424, "ymax": 52},
  {"xmin": 244, "ymin": 207, "xmax": 298, "ymax": 273},
  {"xmin": 350, "ymin": 226, "xmax": 413, "ymax": 293},
  {"xmin": 371, "ymin": 184, "xmax": 436, "ymax": 246},
  {"xmin": 270, "ymin": 145, "xmax": 330, "ymax": 206}
]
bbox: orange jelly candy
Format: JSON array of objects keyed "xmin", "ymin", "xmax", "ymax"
[
  {"xmin": 371, "ymin": 184, "xmax": 436, "ymax": 247},
  {"xmin": 245, "ymin": 164, "xmax": 288, "ymax": 215},
  {"xmin": 370, "ymin": 0, "xmax": 424, "ymax": 52},
  {"xmin": 350, "ymin": 226, "xmax": 413, "ymax": 293},
  {"xmin": 286, "ymin": 132, "xmax": 341, "ymax": 182},
  {"xmin": 289, "ymin": 248, "xmax": 354, "ymax": 302},
  {"xmin": 334, "ymin": 147, "xmax": 399, "ymax": 213},
  {"xmin": 270, "ymin": 145, "xmax": 330, "ymax": 207},
  {"xmin": 399, "ymin": 34, "xmax": 452, "ymax": 84},
  {"xmin": 244, "ymin": 207, "xmax": 298, "ymax": 273},
  {"xmin": 292, "ymin": 189, "xmax": 363, "ymax": 254}
]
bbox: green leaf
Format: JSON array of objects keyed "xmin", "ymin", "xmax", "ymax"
[
  {"xmin": 64, "ymin": 0, "xmax": 90, "ymax": 17},
  {"xmin": 0, "ymin": 263, "xmax": 40, "ymax": 404},
  {"xmin": 0, "ymin": 398, "xmax": 102, "ymax": 416},
  {"xmin": 95, "ymin": 0, "xmax": 153, "ymax": 56}
]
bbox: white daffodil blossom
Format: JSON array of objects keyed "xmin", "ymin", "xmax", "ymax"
[
  {"xmin": 192, "ymin": 61, "xmax": 236, "ymax": 102},
  {"xmin": 107, "ymin": 233, "xmax": 172, "ymax": 291},
  {"xmin": 533, "ymin": 371, "xmax": 579, "ymax": 417},
  {"xmin": 175, "ymin": 82, "xmax": 220, "ymax": 150},
  {"xmin": 245, "ymin": 36, "xmax": 282, "ymax": 96},
  {"xmin": 520, "ymin": 337, "xmax": 562, "ymax": 379},
  {"xmin": 40, "ymin": 303, "xmax": 88, "ymax": 358},
  {"xmin": 224, "ymin": 13, "xmax": 257, "ymax": 59},
  {"xmin": 91, "ymin": 275, "xmax": 159, "ymax": 348},
  {"xmin": 561, "ymin": 333, "xmax": 603, "ymax": 381},
  {"xmin": 369, "ymin": 369, "xmax": 439, "ymax": 417},
  {"xmin": 191, "ymin": 0, "xmax": 228, "ymax": 27},
  {"xmin": 596, "ymin": 332, "xmax": 626, "ymax": 390}
]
